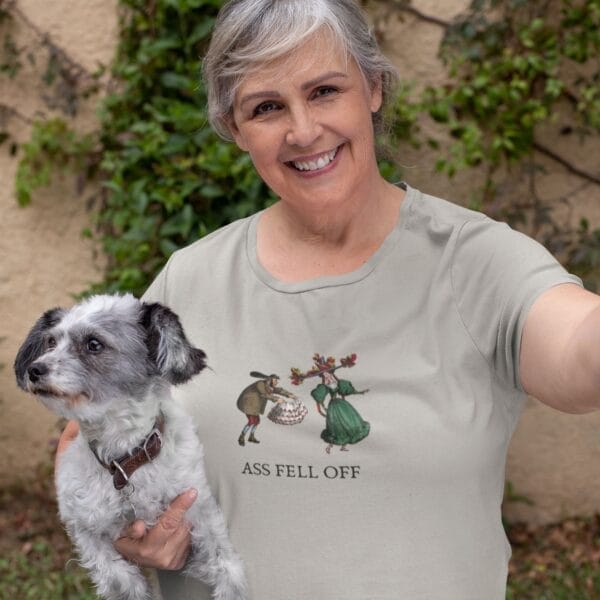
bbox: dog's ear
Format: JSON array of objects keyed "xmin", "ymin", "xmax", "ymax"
[
  {"xmin": 14, "ymin": 308, "xmax": 65, "ymax": 389},
  {"xmin": 141, "ymin": 302, "xmax": 207, "ymax": 385}
]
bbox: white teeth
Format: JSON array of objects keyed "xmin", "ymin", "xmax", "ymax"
[{"xmin": 292, "ymin": 148, "xmax": 337, "ymax": 171}]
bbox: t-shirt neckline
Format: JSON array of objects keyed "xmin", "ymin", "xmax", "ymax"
[{"xmin": 245, "ymin": 183, "xmax": 415, "ymax": 293}]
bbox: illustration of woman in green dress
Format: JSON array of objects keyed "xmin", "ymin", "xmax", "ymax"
[{"xmin": 291, "ymin": 353, "xmax": 370, "ymax": 453}]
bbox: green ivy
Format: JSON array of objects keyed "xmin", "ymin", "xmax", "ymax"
[
  {"xmin": 15, "ymin": 119, "xmax": 96, "ymax": 207},
  {"xmin": 416, "ymin": 0, "xmax": 600, "ymax": 287},
  {"xmin": 90, "ymin": 0, "xmax": 278, "ymax": 295},
  {"xmin": 425, "ymin": 0, "xmax": 599, "ymax": 192},
  {"xmin": 8, "ymin": 0, "xmax": 273, "ymax": 295}
]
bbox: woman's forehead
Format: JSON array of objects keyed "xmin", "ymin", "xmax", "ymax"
[{"xmin": 234, "ymin": 32, "xmax": 350, "ymax": 97}]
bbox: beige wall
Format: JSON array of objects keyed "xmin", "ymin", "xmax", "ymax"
[
  {"xmin": 0, "ymin": 0, "xmax": 115, "ymax": 480},
  {"xmin": 0, "ymin": 0, "xmax": 598, "ymax": 524}
]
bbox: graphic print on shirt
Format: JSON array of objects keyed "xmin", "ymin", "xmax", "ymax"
[
  {"xmin": 291, "ymin": 353, "xmax": 370, "ymax": 454},
  {"xmin": 236, "ymin": 371, "xmax": 307, "ymax": 446}
]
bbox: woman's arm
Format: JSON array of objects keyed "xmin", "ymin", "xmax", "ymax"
[
  {"xmin": 55, "ymin": 423, "xmax": 196, "ymax": 570},
  {"xmin": 520, "ymin": 283, "xmax": 600, "ymax": 413},
  {"xmin": 55, "ymin": 420, "xmax": 80, "ymax": 468}
]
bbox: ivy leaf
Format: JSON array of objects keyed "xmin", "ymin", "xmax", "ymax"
[
  {"xmin": 188, "ymin": 18, "xmax": 216, "ymax": 45},
  {"xmin": 160, "ymin": 72, "xmax": 194, "ymax": 91}
]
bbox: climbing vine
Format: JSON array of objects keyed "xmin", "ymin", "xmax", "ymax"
[
  {"xmin": 4, "ymin": 0, "xmax": 274, "ymax": 295},
  {"xmin": 370, "ymin": 0, "xmax": 600, "ymax": 286}
]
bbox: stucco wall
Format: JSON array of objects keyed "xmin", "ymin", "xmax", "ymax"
[
  {"xmin": 0, "ymin": 0, "xmax": 115, "ymax": 480},
  {"xmin": 0, "ymin": 0, "xmax": 598, "ymax": 524}
]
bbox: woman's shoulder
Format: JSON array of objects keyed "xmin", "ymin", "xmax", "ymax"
[
  {"xmin": 171, "ymin": 213, "xmax": 257, "ymax": 263},
  {"xmin": 159, "ymin": 212, "xmax": 261, "ymax": 283},
  {"xmin": 143, "ymin": 213, "xmax": 258, "ymax": 303},
  {"xmin": 406, "ymin": 185, "xmax": 556, "ymax": 263},
  {"xmin": 404, "ymin": 185, "xmax": 489, "ymax": 231},
  {"xmin": 401, "ymin": 184, "xmax": 529, "ymax": 255}
]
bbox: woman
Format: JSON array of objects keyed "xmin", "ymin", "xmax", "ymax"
[
  {"xmin": 58, "ymin": 0, "xmax": 600, "ymax": 598},
  {"xmin": 312, "ymin": 369, "xmax": 370, "ymax": 453}
]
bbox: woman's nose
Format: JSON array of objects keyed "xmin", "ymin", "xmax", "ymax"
[{"xmin": 285, "ymin": 106, "xmax": 322, "ymax": 147}]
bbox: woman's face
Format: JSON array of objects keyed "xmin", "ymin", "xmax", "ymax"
[{"xmin": 229, "ymin": 34, "xmax": 382, "ymax": 216}]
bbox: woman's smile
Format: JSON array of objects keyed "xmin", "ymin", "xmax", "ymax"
[{"xmin": 286, "ymin": 144, "xmax": 342, "ymax": 174}]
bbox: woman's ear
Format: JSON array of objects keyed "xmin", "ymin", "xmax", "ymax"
[
  {"xmin": 369, "ymin": 74, "xmax": 383, "ymax": 114},
  {"xmin": 226, "ymin": 115, "xmax": 249, "ymax": 151}
]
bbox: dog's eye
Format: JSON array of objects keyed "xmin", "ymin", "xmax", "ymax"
[
  {"xmin": 47, "ymin": 336, "xmax": 57, "ymax": 350},
  {"xmin": 86, "ymin": 338, "xmax": 104, "ymax": 353}
]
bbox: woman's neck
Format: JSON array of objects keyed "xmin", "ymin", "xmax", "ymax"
[{"xmin": 256, "ymin": 179, "xmax": 404, "ymax": 282}]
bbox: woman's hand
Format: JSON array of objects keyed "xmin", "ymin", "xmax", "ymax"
[
  {"xmin": 56, "ymin": 421, "xmax": 197, "ymax": 570},
  {"xmin": 114, "ymin": 489, "xmax": 198, "ymax": 570},
  {"xmin": 55, "ymin": 419, "xmax": 80, "ymax": 474}
]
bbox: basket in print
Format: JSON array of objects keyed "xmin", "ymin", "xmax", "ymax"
[{"xmin": 267, "ymin": 399, "xmax": 308, "ymax": 425}]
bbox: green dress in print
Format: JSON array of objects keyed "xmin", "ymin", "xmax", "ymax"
[{"xmin": 311, "ymin": 380, "xmax": 370, "ymax": 445}]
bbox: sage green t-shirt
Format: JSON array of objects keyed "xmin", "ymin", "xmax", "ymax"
[{"xmin": 143, "ymin": 184, "xmax": 581, "ymax": 600}]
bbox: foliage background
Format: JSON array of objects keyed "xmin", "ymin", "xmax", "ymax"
[{"xmin": 4, "ymin": 0, "xmax": 600, "ymax": 295}]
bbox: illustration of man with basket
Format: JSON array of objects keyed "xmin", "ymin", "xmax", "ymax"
[{"xmin": 236, "ymin": 371, "xmax": 306, "ymax": 446}]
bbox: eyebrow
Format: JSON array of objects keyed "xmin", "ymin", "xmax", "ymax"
[
  {"xmin": 301, "ymin": 71, "xmax": 348, "ymax": 90},
  {"xmin": 238, "ymin": 71, "xmax": 348, "ymax": 110}
]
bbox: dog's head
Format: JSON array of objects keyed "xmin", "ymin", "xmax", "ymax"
[{"xmin": 14, "ymin": 294, "xmax": 206, "ymax": 420}]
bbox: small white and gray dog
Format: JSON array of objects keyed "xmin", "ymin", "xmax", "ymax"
[{"xmin": 14, "ymin": 294, "xmax": 246, "ymax": 600}]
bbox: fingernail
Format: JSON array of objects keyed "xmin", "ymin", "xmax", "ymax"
[{"xmin": 188, "ymin": 488, "xmax": 198, "ymax": 501}]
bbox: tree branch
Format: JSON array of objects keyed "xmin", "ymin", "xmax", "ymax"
[
  {"xmin": 8, "ymin": 1, "xmax": 95, "ymax": 83},
  {"xmin": 7, "ymin": 1, "xmax": 92, "ymax": 78},
  {"xmin": 386, "ymin": 1, "xmax": 451, "ymax": 29},
  {"xmin": 534, "ymin": 141, "xmax": 600, "ymax": 186},
  {"xmin": 0, "ymin": 102, "xmax": 34, "ymax": 125}
]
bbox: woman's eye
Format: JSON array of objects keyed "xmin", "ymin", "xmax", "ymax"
[
  {"xmin": 87, "ymin": 338, "xmax": 104, "ymax": 353},
  {"xmin": 253, "ymin": 101, "xmax": 280, "ymax": 117},
  {"xmin": 312, "ymin": 86, "xmax": 338, "ymax": 99}
]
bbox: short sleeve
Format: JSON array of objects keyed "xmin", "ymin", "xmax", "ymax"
[
  {"xmin": 311, "ymin": 384, "xmax": 329, "ymax": 404},
  {"xmin": 451, "ymin": 218, "xmax": 582, "ymax": 390},
  {"xmin": 337, "ymin": 380, "xmax": 357, "ymax": 396}
]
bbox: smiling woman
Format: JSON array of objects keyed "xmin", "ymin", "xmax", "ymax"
[
  {"xmin": 202, "ymin": 0, "xmax": 405, "ymax": 282},
  {"xmin": 226, "ymin": 33, "xmax": 402, "ymax": 282},
  {"xmin": 55, "ymin": 1, "xmax": 600, "ymax": 599}
]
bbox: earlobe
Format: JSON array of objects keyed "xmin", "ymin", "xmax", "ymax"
[
  {"xmin": 226, "ymin": 116, "xmax": 248, "ymax": 151},
  {"xmin": 369, "ymin": 75, "xmax": 383, "ymax": 114},
  {"xmin": 233, "ymin": 134, "xmax": 249, "ymax": 152}
]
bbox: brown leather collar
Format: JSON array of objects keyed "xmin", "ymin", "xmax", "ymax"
[{"xmin": 90, "ymin": 415, "xmax": 165, "ymax": 490}]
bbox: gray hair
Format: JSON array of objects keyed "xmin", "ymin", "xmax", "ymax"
[{"xmin": 202, "ymin": 0, "xmax": 399, "ymax": 140}]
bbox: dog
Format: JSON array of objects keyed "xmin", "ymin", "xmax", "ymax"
[{"xmin": 14, "ymin": 294, "xmax": 247, "ymax": 600}]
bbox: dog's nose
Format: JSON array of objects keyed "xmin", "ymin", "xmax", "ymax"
[{"xmin": 28, "ymin": 363, "xmax": 48, "ymax": 383}]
